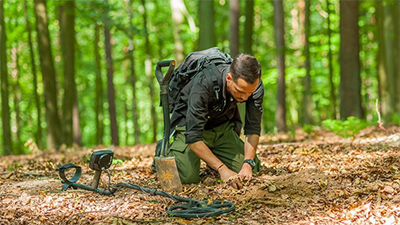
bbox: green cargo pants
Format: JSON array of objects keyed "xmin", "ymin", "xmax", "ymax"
[{"xmin": 168, "ymin": 121, "xmax": 260, "ymax": 184}]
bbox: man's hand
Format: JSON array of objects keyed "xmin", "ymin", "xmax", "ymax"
[
  {"xmin": 238, "ymin": 163, "xmax": 253, "ymax": 180},
  {"xmin": 218, "ymin": 165, "xmax": 242, "ymax": 189}
]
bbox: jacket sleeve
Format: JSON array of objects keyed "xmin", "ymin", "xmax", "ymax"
[
  {"xmin": 244, "ymin": 80, "xmax": 264, "ymax": 135},
  {"xmin": 184, "ymin": 74, "xmax": 211, "ymax": 143}
]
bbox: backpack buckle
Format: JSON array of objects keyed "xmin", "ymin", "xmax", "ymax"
[{"xmin": 213, "ymin": 86, "xmax": 220, "ymax": 100}]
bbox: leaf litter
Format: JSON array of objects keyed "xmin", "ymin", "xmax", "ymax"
[{"xmin": 0, "ymin": 126, "xmax": 399, "ymax": 224}]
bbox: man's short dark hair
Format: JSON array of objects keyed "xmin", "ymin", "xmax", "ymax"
[{"xmin": 229, "ymin": 54, "xmax": 261, "ymax": 84}]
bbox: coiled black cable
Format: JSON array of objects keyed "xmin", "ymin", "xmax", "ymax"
[
  {"xmin": 112, "ymin": 182, "xmax": 235, "ymax": 218},
  {"xmin": 58, "ymin": 164, "xmax": 235, "ymax": 218}
]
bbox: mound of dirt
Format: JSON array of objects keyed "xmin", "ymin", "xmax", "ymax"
[{"xmin": 246, "ymin": 168, "xmax": 329, "ymax": 202}]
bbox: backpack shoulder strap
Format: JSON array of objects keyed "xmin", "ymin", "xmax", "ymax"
[{"xmin": 205, "ymin": 63, "xmax": 221, "ymax": 101}]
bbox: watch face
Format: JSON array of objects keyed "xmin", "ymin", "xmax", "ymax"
[{"xmin": 244, "ymin": 159, "xmax": 255, "ymax": 167}]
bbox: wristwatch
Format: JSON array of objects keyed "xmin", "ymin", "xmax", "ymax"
[{"xmin": 243, "ymin": 159, "xmax": 256, "ymax": 169}]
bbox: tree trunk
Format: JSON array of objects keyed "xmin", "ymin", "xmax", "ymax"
[
  {"xmin": 34, "ymin": 0, "xmax": 62, "ymax": 149},
  {"xmin": 0, "ymin": 0, "xmax": 12, "ymax": 155},
  {"xmin": 339, "ymin": 0, "xmax": 364, "ymax": 120},
  {"xmin": 11, "ymin": 47, "xmax": 22, "ymax": 154},
  {"xmin": 229, "ymin": 0, "xmax": 240, "ymax": 57},
  {"xmin": 198, "ymin": 0, "xmax": 215, "ymax": 50},
  {"xmin": 60, "ymin": 0, "xmax": 78, "ymax": 146},
  {"xmin": 94, "ymin": 24, "xmax": 104, "ymax": 145},
  {"xmin": 326, "ymin": 0, "xmax": 337, "ymax": 120},
  {"xmin": 244, "ymin": 0, "xmax": 254, "ymax": 54},
  {"xmin": 73, "ymin": 91, "xmax": 81, "ymax": 145},
  {"xmin": 24, "ymin": 0, "xmax": 42, "ymax": 148},
  {"xmin": 124, "ymin": 97, "xmax": 129, "ymax": 145},
  {"xmin": 141, "ymin": 0, "xmax": 157, "ymax": 143},
  {"xmin": 379, "ymin": 0, "xmax": 399, "ymax": 120},
  {"xmin": 300, "ymin": 0, "xmax": 313, "ymax": 125},
  {"xmin": 396, "ymin": 1, "xmax": 400, "ymax": 115},
  {"xmin": 273, "ymin": 0, "xmax": 287, "ymax": 132},
  {"xmin": 376, "ymin": 0, "xmax": 384, "ymax": 118},
  {"xmin": 170, "ymin": 0, "xmax": 185, "ymax": 64},
  {"xmin": 103, "ymin": 1, "xmax": 119, "ymax": 146},
  {"xmin": 127, "ymin": 0, "xmax": 140, "ymax": 145}
]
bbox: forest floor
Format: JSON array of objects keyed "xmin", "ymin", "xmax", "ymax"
[{"xmin": 1, "ymin": 125, "xmax": 400, "ymax": 224}]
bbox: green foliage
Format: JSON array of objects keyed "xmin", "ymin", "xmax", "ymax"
[
  {"xmin": 322, "ymin": 116, "xmax": 371, "ymax": 138},
  {"xmin": 7, "ymin": 163, "xmax": 19, "ymax": 171},
  {"xmin": 112, "ymin": 158, "xmax": 124, "ymax": 166},
  {"xmin": 391, "ymin": 114, "xmax": 400, "ymax": 124},
  {"xmin": 303, "ymin": 124, "xmax": 314, "ymax": 135},
  {"xmin": 81, "ymin": 153, "xmax": 91, "ymax": 164}
]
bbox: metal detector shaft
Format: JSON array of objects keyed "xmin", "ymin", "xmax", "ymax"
[{"xmin": 91, "ymin": 170, "xmax": 101, "ymax": 189}]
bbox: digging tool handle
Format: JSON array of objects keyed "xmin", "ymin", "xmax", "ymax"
[
  {"xmin": 155, "ymin": 60, "xmax": 175, "ymax": 157},
  {"xmin": 156, "ymin": 60, "xmax": 175, "ymax": 88}
]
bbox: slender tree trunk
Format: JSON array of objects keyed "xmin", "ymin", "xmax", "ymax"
[
  {"xmin": 229, "ymin": 0, "xmax": 243, "ymax": 124},
  {"xmin": 11, "ymin": 47, "xmax": 22, "ymax": 154},
  {"xmin": 103, "ymin": 1, "xmax": 119, "ymax": 146},
  {"xmin": 127, "ymin": 0, "xmax": 140, "ymax": 145},
  {"xmin": 244, "ymin": 0, "xmax": 254, "ymax": 54},
  {"xmin": 300, "ymin": 0, "xmax": 313, "ymax": 125},
  {"xmin": 170, "ymin": 0, "xmax": 185, "ymax": 64},
  {"xmin": 198, "ymin": 0, "xmax": 215, "ymax": 50},
  {"xmin": 60, "ymin": 0, "xmax": 78, "ymax": 146},
  {"xmin": 94, "ymin": 24, "xmax": 104, "ymax": 145},
  {"xmin": 0, "ymin": 0, "xmax": 12, "ymax": 155},
  {"xmin": 273, "ymin": 0, "xmax": 287, "ymax": 132},
  {"xmin": 382, "ymin": 1, "xmax": 396, "ymax": 120},
  {"xmin": 124, "ymin": 97, "xmax": 129, "ymax": 145},
  {"xmin": 73, "ymin": 91, "xmax": 81, "ymax": 145},
  {"xmin": 34, "ymin": 0, "xmax": 62, "ymax": 149},
  {"xmin": 24, "ymin": 0, "xmax": 42, "ymax": 148},
  {"xmin": 229, "ymin": 0, "xmax": 239, "ymax": 57},
  {"xmin": 339, "ymin": 0, "xmax": 364, "ymax": 119},
  {"xmin": 326, "ymin": 0, "xmax": 337, "ymax": 120},
  {"xmin": 141, "ymin": 0, "xmax": 157, "ymax": 143},
  {"xmin": 394, "ymin": 1, "xmax": 400, "ymax": 115}
]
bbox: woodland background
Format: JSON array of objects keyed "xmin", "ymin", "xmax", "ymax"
[{"xmin": 1, "ymin": 0, "xmax": 400, "ymax": 155}]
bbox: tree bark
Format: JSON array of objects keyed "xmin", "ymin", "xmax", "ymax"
[
  {"xmin": 300, "ymin": 0, "xmax": 313, "ymax": 125},
  {"xmin": 326, "ymin": 0, "xmax": 337, "ymax": 120},
  {"xmin": 0, "ymin": 0, "xmax": 12, "ymax": 155},
  {"xmin": 198, "ymin": 0, "xmax": 215, "ymax": 50},
  {"xmin": 396, "ymin": 1, "xmax": 400, "ymax": 115},
  {"xmin": 103, "ymin": 1, "xmax": 119, "ymax": 146},
  {"xmin": 94, "ymin": 24, "xmax": 104, "ymax": 145},
  {"xmin": 170, "ymin": 0, "xmax": 185, "ymax": 64},
  {"xmin": 339, "ymin": 0, "xmax": 364, "ymax": 120},
  {"xmin": 127, "ymin": 0, "xmax": 140, "ymax": 145},
  {"xmin": 229, "ymin": 0, "xmax": 240, "ymax": 57},
  {"xmin": 34, "ymin": 0, "xmax": 62, "ymax": 149},
  {"xmin": 11, "ymin": 47, "xmax": 22, "ymax": 154},
  {"xmin": 24, "ymin": 0, "xmax": 42, "ymax": 148},
  {"xmin": 273, "ymin": 0, "xmax": 287, "ymax": 132},
  {"xmin": 60, "ymin": 0, "xmax": 79, "ymax": 146},
  {"xmin": 244, "ymin": 0, "xmax": 254, "ymax": 54},
  {"xmin": 141, "ymin": 0, "xmax": 157, "ymax": 143}
]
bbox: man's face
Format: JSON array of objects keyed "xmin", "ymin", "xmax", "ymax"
[{"xmin": 226, "ymin": 73, "xmax": 259, "ymax": 103}]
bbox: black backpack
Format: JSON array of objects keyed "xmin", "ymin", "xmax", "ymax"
[{"xmin": 168, "ymin": 47, "xmax": 233, "ymax": 113}]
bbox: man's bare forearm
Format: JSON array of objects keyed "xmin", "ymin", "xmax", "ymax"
[
  {"xmin": 244, "ymin": 134, "xmax": 259, "ymax": 160},
  {"xmin": 188, "ymin": 141, "xmax": 223, "ymax": 170}
]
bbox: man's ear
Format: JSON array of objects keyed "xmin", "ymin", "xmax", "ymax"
[{"xmin": 226, "ymin": 73, "xmax": 232, "ymax": 82}]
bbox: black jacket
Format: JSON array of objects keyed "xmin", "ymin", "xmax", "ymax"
[{"xmin": 170, "ymin": 63, "xmax": 264, "ymax": 144}]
